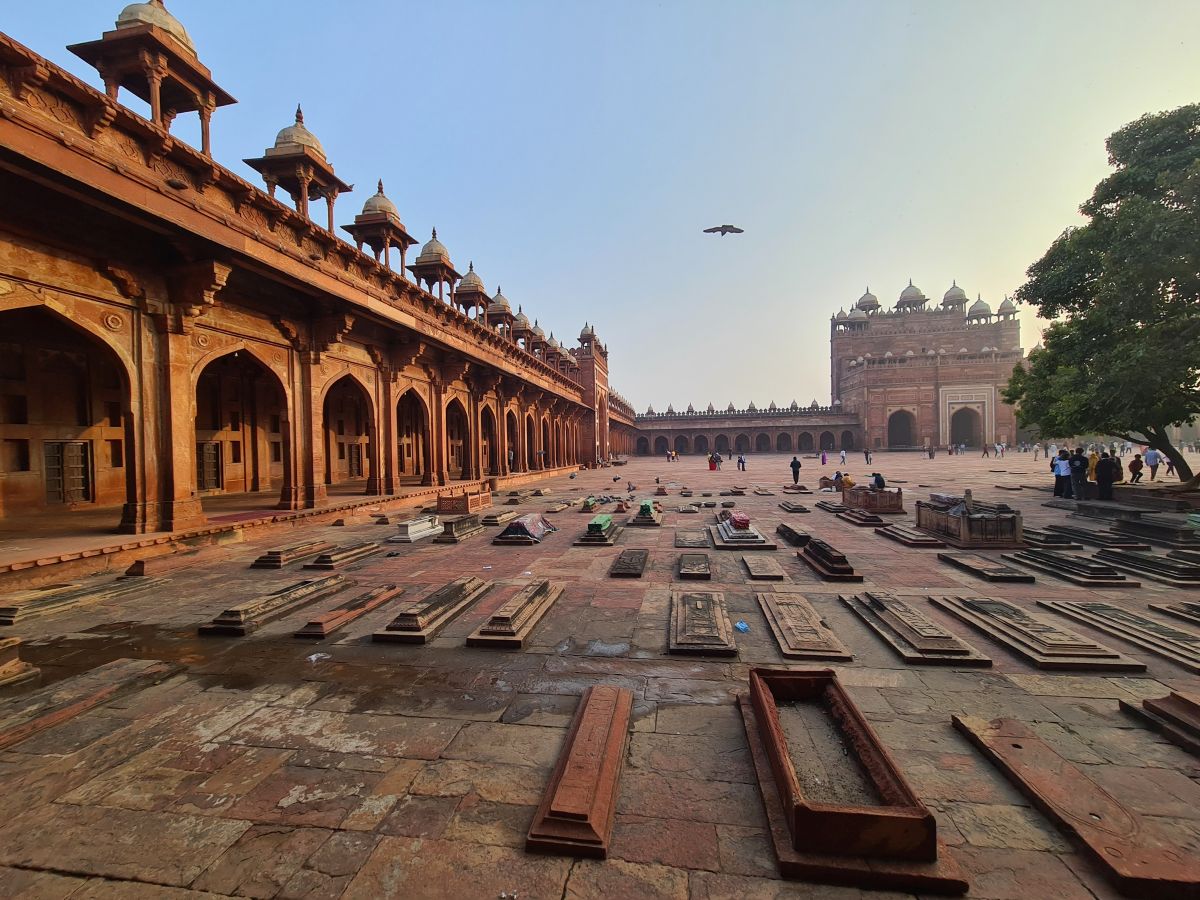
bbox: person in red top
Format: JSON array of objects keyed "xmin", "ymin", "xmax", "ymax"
[{"xmin": 1128, "ymin": 454, "xmax": 1144, "ymax": 484}]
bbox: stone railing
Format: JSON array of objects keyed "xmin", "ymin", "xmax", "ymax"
[
  {"xmin": 636, "ymin": 405, "xmax": 847, "ymax": 422},
  {"xmin": 915, "ymin": 499, "xmax": 1023, "ymax": 548}
]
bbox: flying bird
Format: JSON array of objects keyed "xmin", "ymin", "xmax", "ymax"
[{"xmin": 703, "ymin": 224, "xmax": 744, "ymax": 236}]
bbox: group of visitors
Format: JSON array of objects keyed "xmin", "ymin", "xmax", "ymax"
[{"xmin": 1049, "ymin": 445, "xmax": 1176, "ymax": 500}]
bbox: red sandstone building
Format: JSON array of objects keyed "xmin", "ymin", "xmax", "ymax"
[
  {"xmin": 635, "ymin": 282, "xmax": 1024, "ymax": 454},
  {"xmin": 0, "ymin": 4, "xmax": 637, "ymax": 534}
]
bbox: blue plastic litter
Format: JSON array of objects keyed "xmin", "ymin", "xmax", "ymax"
[{"xmin": 734, "ymin": 620, "xmax": 750, "ymax": 633}]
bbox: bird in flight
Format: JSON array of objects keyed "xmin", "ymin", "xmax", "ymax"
[{"xmin": 703, "ymin": 224, "xmax": 744, "ymax": 236}]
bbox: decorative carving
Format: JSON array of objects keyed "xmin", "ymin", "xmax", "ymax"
[
  {"xmin": 8, "ymin": 61, "xmax": 49, "ymax": 101},
  {"xmin": 99, "ymin": 263, "xmax": 145, "ymax": 301},
  {"xmin": 271, "ymin": 317, "xmax": 303, "ymax": 352},
  {"xmin": 101, "ymin": 313, "xmax": 124, "ymax": 332},
  {"xmin": 83, "ymin": 96, "xmax": 119, "ymax": 138},
  {"xmin": 314, "ymin": 312, "xmax": 354, "ymax": 353}
]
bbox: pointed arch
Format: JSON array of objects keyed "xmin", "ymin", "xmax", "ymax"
[
  {"xmin": 396, "ymin": 387, "xmax": 431, "ymax": 484},
  {"xmin": 323, "ymin": 374, "xmax": 376, "ymax": 491},
  {"xmin": 480, "ymin": 404, "xmax": 498, "ymax": 476},
  {"xmin": 445, "ymin": 396, "xmax": 471, "ymax": 480}
]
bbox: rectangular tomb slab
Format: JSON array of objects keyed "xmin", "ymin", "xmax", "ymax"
[
  {"xmin": 1095, "ymin": 548, "xmax": 1200, "ymax": 588},
  {"xmin": 744, "ymin": 555, "xmax": 787, "ymax": 581},
  {"xmin": 1003, "ymin": 549, "xmax": 1139, "ymax": 587},
  {"xmin": 756, "ymin": 594, "xmax": 851, "ymax": 661},
  {"xmin": 1037, "ymin": 600, "xmax": 1200, "ymax": 674},
  {"xmin": 1112, "ymin": 516, "xmax": 1200, "ymax": 549},
  {"xmin": 0, "ymin": 577, "xmax": 167, "ymax": 627},
  {"xmin": 674, "ymin": 530, "xmax": 711, "ymax": 549},
  {"xmin": 1024, "ymin": 526, "xmax": 1083, "ymax": 550},
  {"xmin": 482, "ymin": 510, "xmax": 519, "ymax": 527},
  {"xmin": 839, "ymin": 592, "xmax": 991, "ymax": 667},
  {"xmin": 302, "ymin": 543, "xmax": 381, "ymax": 570},
  {"xmin": 466, "ymin": 580, "xmax": 564, "ymax": 649},
  {"xmin": 609, "ymin": 549, "xmax": 648, "ymax": 578},
  {"xmin": 775, "ymin": 523, "xmax": 811, "ymax": 548},
  {"xmin": 874, "ymin": 524, "xmax": 946, "ymax": 548},
  {"xmin": 1119, "ymin": 692, "xmax": 1200, "ymax": 757},
  {"xmin": 294, "ymin": 584, "xmax": 404, "ymax": 639},
  {"xmin": 797, "ymin": 539, "xmax": 863, "ymax": 582},
  {"xmin": 778, "ymin": 501, "xmax": 810, "ymax": 513},
  {"xmin": 1045, "ymin": 525, "xmax": 1150, "ymax": 550},
  {"xmin": 709, "ymin": 522, "xmax": 778, "ymax": 551},
  {"xmin": 837, "ymin": 509, "xmax": 886, "ymax": 527},
  {"xmin": 575, "ymin": 515, "xmax": 622, "ymax": 547},
  {"xmin": 814, "ymin": 500, "xmax": 848, "ymax": 513},
  {"xmin": 669, "ymin": 591, "xmax": 737, "ymax": 656},
  {"xmin": 199, "ymin": 575, "xmax": 350, "ymax": 636},
  {"xmin": 678, "ymin": 553, "xmax": 712, "ymax": 581},
  {"xmin": 387, "ymin": 514, "xmax": 441, "ymax": 543},
  {"xmin": 434, "ymin": 514, "xmax": 484, "ymax": 544},
  {"xmin": 954, "ymin": 714, "xmax": 1200, "ymax": 899},
  {"xmin": 937, "ymin": 552, "xmax": 1035, "ymax": 583},
  {"xmin": 251, "ymin": 541, "xmax": 336, "ymax": 569},
  {"xmin": 929, "ymin": 596, "xmax": 1146, "ymax": 671},
  {"xmin": 526, "ymin": 685, "xmax": 633, "ymax": 858},
  {"xmin": 1151, "ymin": 600, "xmax": 1200, "ymax": 629},
  {"xmin": 742, "ymin": 669, "xmax": 966, "ymax": 894},
  {"xmin": 373, "ymin": 577, "xmax": 493, "ymax": 644}
]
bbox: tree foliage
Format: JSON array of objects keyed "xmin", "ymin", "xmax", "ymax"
[{"xmin": 1004, "ymin": 104, "xmax": 1200, "ymax": 479}]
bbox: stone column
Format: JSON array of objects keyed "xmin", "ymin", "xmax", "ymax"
[
  {"xmin": 299, "ymin": 355, "xmax": 327, "ymax": 507},
  {"xmin": 157, "ymin": 328, "xmax": 206, "ymax": 532},
  {"xmin": 379, "ymin": 373, "xmax": 399, "ymax": 495}
]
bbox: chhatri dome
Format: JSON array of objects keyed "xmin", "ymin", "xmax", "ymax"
[
  {"xmin": 835, "ymin": 308, "xmax": 847, "ymax": 321},
  {"xmin": 898, "ymin": 280, "xmax": 925, "ymax": 302},
  {"xmin": 416, "ymin": 228, "xmax": 452, "ymax": 266},
  {"xmin": 458, "ymin": 261, "xmax": 486, "ymax": 295},
  {"xmin": 998, "ymin": 296, "xmax": 1017, "ymax": 315},
  {"xmin": 272, "ymin": 106, "xmax": 326, "ymax": 159},
  {"xmin": 848, "ymin": 306, "xmax": 867, "ymax": 320},
  {"xmin": 855, "ymin": 288, "xmax": 880, "ymax": 311},
  {"xmin": 487, "ymin": 286, "xmax": 511, "ymax": 315},
  {"xmin": 531, "ymin": 318, "xmax": 546, "ymax": 340},
  {"xmin": 361, "ymin": 180, "xmax": 399, "ymax": 217},
  {"xmin": 942, "ymin": 281, "xmax": 968, "ymax": 306},
  {"xmin": 116, "ymin": 0, "xmax": 195, "ymax": 53},
  {"xmin": 512, "ymin": 305, "xmax": 530, "ymax": 329},
  {"xmin": 579, "ymin": 322, "xmax": 596, "ymax": 341},
  {"xmin": 969, "ymin": 296, "xmax": 992, "ymax": 317}
]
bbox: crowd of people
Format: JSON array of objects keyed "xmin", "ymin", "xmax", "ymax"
[{"xmin": 1049, "ymin": 445, "xmax": 1182, "ymax": 500}]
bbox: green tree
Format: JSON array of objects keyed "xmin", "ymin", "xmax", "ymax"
[{"xmin": 1004, "ymin": 103, "xmax": 1200, "ymax": 481}]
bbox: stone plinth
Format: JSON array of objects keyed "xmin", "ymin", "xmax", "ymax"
[
  {"xmin": 199, "ymin": 576, "xmax": 349, "ymax": 636},
  {"xmin": 493, "ymin": 514, "xmax": 558, "ymax": 546},
  {"xmin": 434, "ymin": 515, "xmax": 484, "ymax": 544},
  {"xmin": 842, "ymin": 486, "xmax": 904, "ymax": 514},
  {"xmin": 386, "ymin": 515, "xmax": 442, "ymax": 543},
  {"xmin": 627, "ymin": 501, "xmax": 663, "ymax": 527},
  {"xmin": 797, "ymin": 539, "xmax": 862, "ymax": 582},
  {"xmin": 575, "ymin": 515, "xmax": 621, "ymax": 547},
  {"xmin": 915, "ymin": 499, "xmax": 1023, "ymax": 549},
  {"xmin": 437, "ymin": 490, "xmax": 493, "ymax": 515}
]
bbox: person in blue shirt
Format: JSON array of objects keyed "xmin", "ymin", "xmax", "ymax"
[{"xmin": 1144, "ymin": 448, "xmax": 1161, "ymax": 481}]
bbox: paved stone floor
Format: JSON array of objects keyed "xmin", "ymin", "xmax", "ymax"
[{"xmin": 1, "ymin": 451, "xmax": 1199, "ymax": 899}]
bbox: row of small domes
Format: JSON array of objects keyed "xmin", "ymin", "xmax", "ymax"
[{"xmin": 836, "ymin": 281, "xmax": 1016, "ymax": 320}]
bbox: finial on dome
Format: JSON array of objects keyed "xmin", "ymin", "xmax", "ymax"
[
  {"xmin": 376, "ymin": 179, "xmax": 384, "ymax": 194},
  {"xmin": 952, "ymin": 279, "xmax": 957, "ymax": 287},
  {"xmin": 908, "ymin": 278, "xmax": 913, "ymax": 286},
  {"xmin": 431, "ymin": 227, "xmax": 437, "ymax": 239},
  {"xmin": 468, "ymin": 261, "xmax": 474, "ymax": 272},
  {"xmin": 295, "ymin": 104, "xmax": 304, "ymax": 125}
]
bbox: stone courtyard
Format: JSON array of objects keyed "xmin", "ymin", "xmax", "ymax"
[{"xmin": 2, "ymin": 451, "xmax": 1199, "ymax": 899}]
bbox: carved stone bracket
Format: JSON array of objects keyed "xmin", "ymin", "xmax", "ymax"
[
  {"xmin": 83, "ymin": 95, "xmax": 119, "ymax": 139},
  {"xmin": 271, "ymin": 316, "xmax": 304, "ymax": 353},
  {"xmin": 166, "ymin": 259, "xmax": 231, "ymax": 333},
  {"xmin": 99, "ymin": 263, "xmax": 146, "ymax": 301},
  {"xmin": 314, "ymin": 312, "xmax": 354, "ymax": 353},
  {"xmin": 8, "ymin": 61, "xmax": 49, "ymax": 101}
]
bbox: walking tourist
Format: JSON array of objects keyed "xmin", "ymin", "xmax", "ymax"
[
  {"xmin": 1145, "ymin": 447, "xmax": 1161, "ymax": 481},
  {"xmin": 1128, "ymin": 453, "xmax": 1144, "ymax": 483},
  {"xmin": 1052, "ymin": 450, "xmax": 1073, "ymax": 497},
  {"xmin": 789, "ymin": 456, "xmax": 802, "ymax": 484},
  {"xmin": 1166, "ymin": 455, "xmax": 1176, "ymax": 478},
  {"xmin": 737, "ymin": 454, "xmax": 746, "ymax": 472},
  {"xmin": 982, "ymin": 443, "xmax": 990, "ymax": 458},
  {"xmin": 1095, "ymin": 452, "xmax": 1118, "ymax": 501},
  {"xmin": 1068, "ymin": 447, "xmax": 1089, "ymax": 500},
  {"xmin": 821, "ymin": 450, "xmax": 827, "ymax": 466},
  {"xmin": 1087, "ymin": 448, "xmax": 1099, "ymax": 484},
  {"xmin": 839, "ymin": 448, "xmax": 847, "ymax": 465}
]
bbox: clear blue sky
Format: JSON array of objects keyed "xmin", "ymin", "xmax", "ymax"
[{"xmin": 11, "ymin": 2, "xmax": 1200, "ymax": 411}]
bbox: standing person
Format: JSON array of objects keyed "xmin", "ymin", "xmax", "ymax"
[
  {"xmin": 1052, "ymin": 450, "xmax": 1073, "ymax": 497},
  {"xmin": 789, "ymin": 456, "xmax": 802, "ymax": 484},
  {"xmin": 1049, "ymin": 442, "xmax": 1059, "ymax": 460},
  {"xmin": 737, "ymin": 453, "xmax": 746, "ymax": 472},
  {"xmin": 839, "ymin": 448, "xmax": 847, "ymax": 465},
  {"xmin": 1034, "ymin": 444, "xmax": 1041, "ymax": 461},
  {"xmin": 1145, "ymin": 447, "xmax": 1161, "ymax": 481},
  {"xmin": 1128, "ymin": 453, "xmax": 1144, "ymax": 484},
  {"xmin": 982, "ymin": 443, "xmax": 990, "ymax": 458},
  {"xmin": 863, "ymin": 448, "xmax": 870, "ymax": 464},
  {"xmin": 1095, "ymin": 452, "xmax": 1118, "ymax": 501},
  {"xmin": 821, "ymin": 450, "xmax": 827, "ymax": 466},
  {"xmin": 1068, "ymin": 447, "xmax": 1090, "ymax": 500},
  {"xmin": 1166, "ymin": 454, "xmax": 1176, "ymax": 478},
  {"xmin": 1087, "ymin": 448, "xmax": 1100, "ymax": 484}
]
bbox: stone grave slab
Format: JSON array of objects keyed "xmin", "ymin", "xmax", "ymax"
[
  {"xmin": 123, "ymin": 545, "xmax": 226, "ymax": 577},
  {"xmin": 754, "ymin": 488, "xmax": 775, "ymax": 496},
  {"xmin": 1023, "ymin": 526, "xmax": 1083, "ymax": 550},
  {"xmin": 674, "ymin": 530, "xmax": 710, "ymax": 549},
  {"xmin": 937, "ymin": 552, "xmax": 1035, "ymax": 583},
  {"xmin": 676, "ymin": 504, "xmax": 700, "ymax": 514},
  {"xmin": 302, "ymin": 543, "xmax": 381, "ymax": 570},
  {"xmin": 874, "ymin": 524, "xmax": 946, "ymax": 548},
  {"xmin": 0, "ymin": 637, "xmax": 40, "ymax": 688},
  {"xmin": 373, "ymin": 577, "xmax": 493, "ymax": 644},
  {"xmin": 994, "ymin": 484, "xmax": 1022, "ymax": 491},
  {"xmin": 778, "ymin": 501, "xmax": 810, "ymax": 513},
  {"xmin": 1152, "ymin": 600, "xmax": 1200, "ymax": 629},
  {"xmin": 720, "ymin": 500, "xmax": 737, "ymax": 508},
  {"xmin": 709, "ymin": 515, "xmax": 778, "ymax": 551},
  {"xmin": 680, "ymin": 489, "xmax": 693, "ymax": 497},
  {"xmin": 954, "ymin": 714, "xmax": 1200, "ymax": 898},
  {"xmin": 654, "ymin": 486, "xmax": 668, "ymax": 496},
  {"xmin": 1002, "ymin": 549, "xmax": 1139, "ymax": 587},
  {"xmin": 526, "ymin": 685, "xmax": 633, "ymax": 858},
  {"xmin": 677, "ymin": 553, "xmax": 712, "ymax": 580},
  {"xmin": 839, "ymin": 592, "xmax": 990, "ymax": 666},
  {"xmin": 744, "ymin": 555, "xmax": 787, "ymax": 581},
  {"xmin": 1119, "ymin": 692, "xmax": 1200, "ymax": 757},
  {"xmin": 251, "ymin": 540, "xmax": 336, "ymax": 569},
  {"xmin": 199, "ymin": 575, "xmax": 349, "ymax": 636},
  {"xmin": 837, "ymin": 508, "xmax": 886, "ymax": 527},
  {"xmin": 742, "ymin": 669, "xmax": 966, "ymax": 893},
  {"xmin": 482, "ymin": 510, "xmax": 519, "ymax": 527},
  {"xmin": 797, "ymin": 539, "xmax": 863, "ymax": 582},
  {"xmin": 1095, "ymin": 548, "xmax": 1200, "ymax": 587},
  {"xmin": 756, "ymin": 594, "xmax": 851, "ymax": 660},
  {"xmin": 775, "ymin": 523, "xmax": 811, "ymax": 548},
  {"xmin": 782, "ymin": 484, "xmax": 812, "ymax": 494},
  {"xmin": 466, "ymin": 580, "xmax": 564, "ymax": 649},
  {"xmin": 814, "ymin": 499, "xmax": 847, "ymax": 513},
  {"xmin": 609, "ymin": 549, "xmax": 648, "ymax": 578},
  {"xmin": 1112, "ymin": 516, "xmax": 1200, "ymax": 549},
  {"xmin": 433, "ymin": 514, "xmax": 484, "ymax": 544},
  {"xmin": 929, "ymin": 596, "xmax": 1146, "ymax": 671},
  {"xmin": 0, "ymin": 658, "xmax": 184, "ymax": 753},
  {"xmin": 1038, "ymin": 600, "xmax": 1200, "ymax": 674},
  {"xmin": 545, "ymin": 503, "xmax": 570, "ymax": 513},
  {"xmin": 1045, "ymin": 525, "xmax": 1149, "ymax": 550},
  {"xmin": 0, "ymin": 577, "xmax": 167, "ymax": 626},
  {"xmin": 387, "ymin": 514, "xmax": 441, "ymax": 543},
  {"xmin": 574, "ymin": 515, "xmax": 622, "ymax": 547},
  {"xmin": 493, "ymin": 514, "xmax": 557, "ymax": 546},
  {"xmin": 730, "ymin": 488, "xmax": 747, "ymax": 496},
  {"xmin": 669, "ymin": 591, "xmax": 736, "ymax": 656},
  {"xmin": 626, "ymin": 501, "xmax": 663, "ymax": 527},
  {"xmin": 294, "ymin": 584, "xmax": 404, "ymax": 639},
  {"xmin": 1170, "ymin": 548, "xmax": 1200, "ymax": 565}
]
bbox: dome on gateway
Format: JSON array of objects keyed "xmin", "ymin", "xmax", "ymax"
[
  {"xmin": 116, "ymin": 1, "xmax": 196, "ymax": 53},
  {"xmin": 835, "ymin": 308, "xmax": 847, "ymax": 320},
  {"xmin": 969, "ymin": 297, "xmax": 992, "ymax": 316},
  {"xmin": 273, "ymin": 106, "xmax": 325, "ymax": 158},
  {"xmin": 942, "ymin": 281, "xmax": 968, "ymax": 304},
  {"xmin": 531, "ymin": 319, "xmax": 546, "ymax": 339},
  {"xmin": 856, "ymin": 288, "xmax": 880, "ymax": 310},
  {"xmin": 579, "ymin": 322, "xmax": 596, "ymax": 341},
  {"xmin": 362, "ymin": 180, "xmax": 399, "ymax": 217},
  {"xmin": 998, "ymin": 297, "xmax": 1017, "ymax": 314},
  {"xmin": 848, "ymin": 307, "xmax": 867, "ymax": 320},
  {"xmin": 898, "ymin": 280, "xmax": 925, "ymax": 302},
  {"xmin": 416, "ymin": 228, "xmax": 452, "ymax": 266}
]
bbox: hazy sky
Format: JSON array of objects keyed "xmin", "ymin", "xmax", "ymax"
[{"xmin": 12, "ymin": 2, "xmax": 1200, "ymax": 411}]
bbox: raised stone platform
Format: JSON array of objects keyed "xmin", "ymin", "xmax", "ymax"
[
  {"xmin": 778, "ymin": 501, "xmax": 809, "ymax": 513},
  {"xmin": 756, "ymin": 594, "xmax": 851, "ymax": 660},
  {"xmin": 937, "ymin": 552, "xmax": 1035, "ymax": 583},
  {"xmin": 674, "ymin": 530, "xmax": 710, "ymax": 549},
  {"xmin": 373, "ymin": 577, "xmax": 493, "ymax": 644},
  {"xmin": 294, "ymin": 584, "xmax": 404, "ymax": 639},
  {"xmin": 1038, "ymin": 600, "xmax": 1200, "ymax": 674},
  {"xmin": 743, "ymin": 555, "xmax": 787, "ymax": 581},
  {"xmin": 669, "ymin": 591, "xmax": 737, "ymax": 656},
  {"xmin": 433, "ymin": 514, "xmax": 485, "ymax": 544},
  {"xmin": 609, "ymin": 549, "xmax": 648, "ymax": 578},
  {"xmin": 1023, "ymin": 526, "xmax": 1083, "ymax": 550},
  {"xmin": 482, "ymin": 510, "xmax": 519, "ymax": 527},
  {"xmin": 836, "ymin": 508, "xmax": 886, "ymax": 527},
  {"xmin": 814, "ymin": 499, "xmax": 847, "ymax": 513},
  {"xmin": 1045, "ymin": 525, "xmax": 1150, "ymax": 550},
  {"xmin": 1095, "ymin": 548, "xmax": 1200, "ymax": 587},
  {"xmin": 250, "ymin": 540, "xmax": 335, "ymax": 569},
  {"xmin": 0, "ymin": 577, "xmax": 166, "ymax": 626},
  {"xmin": 797, "ymin": 539, "xmax": 862, "ymax": 582},
  {"xmin": 573, "ymin": 515, "xmax": 621, "ymax": 547},
  {"xmin": 1119, "ymin": 692, "xmax": 1200, "ymax": 756},
  {"xmin": 626, "ymin": 501, "xmax": 663, "ymax": 527},
  {"xmin": 302, "ymin": 542, "xmax": 381, "ymax": 570},
  {"xmin": 386, "ymin": 515, "xmax": 441, "ymax": 543},
  {"xmin": 874, "ymin": 524, "xmax": 946, "ymax": 548},
  {"xmin": 1003, "ymin": 549, "xmax": 1139, "ymax": 587},
  {"xmin": 677, "ymin": 553, "xmax": 711, "ymax": 580},
  {"xmin": 0, "ymin": 637, "xmax": 40, "ymax": 688},
  {"xmin": 1112, "ymin": 516, "xmax": 1200, "ymax": 549},
  {"xmin": 199, "ymin": 575, "xmax": 349, "ymax": 637},
  {"xmin": 839, "ymin": 592, "xmax": 990, "ymax": 666},
  {"xmin": 466, "ymin": 580, "xmax": 564, "ymax": 648},
  {"xmin": 774, "ymin": 523, "xmax": 811, "ymax": 548}
]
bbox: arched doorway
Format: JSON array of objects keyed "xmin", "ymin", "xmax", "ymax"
[
  {"xmin": 541, "ymin": 418, "xmax": 551, "ymax": 468},
  {"xmin": 526, "ymin": 414, "xmax": 536, "ymax": 468},
  {"xmin": 735, "ymin": 434, "xmax": 750, "ymax": 453},
  {"xmin": 446, "ymin": 398, "xmax": 471, "ymax": 479},
  {"xmin": 715, "ymin": 434, "xmax": 730, "ymax": 454},
  {"xmin": 798, "ymin": 433, "xmax": 814, "ymax": 453},
  {"xmin": 480, "ymin": 406, "xmax": 498, "ymax": 476},
  {"xmin": 950, "ymin": 407, "xmax": 983, "ymax": 448},
  {"xmin": 323, "ymin": 376, "xmax": 374, "ymax": 491},
  {"xmin": 694, "ymin": 435, "xmax": 709, "ymax": 455},
  {"xmin": 506, "ymin": 410, "xmax": 519, "ymax": 472},
  {"xmin": 777, "ymin": 433, "xmax": 793, "ymax": 452},
  {"xmin": 887, "ymin": 410, "xmax": 916, "ymax": 448},
  {"xmin": 195, "ymin": 350, "xmax": 290, "ymax": 503},
  {"xmin": 653, "ymin": 436, "xmax": 669, "ymax": 455},
  {"xmin": 0, "ymin": 306, "xmax": 134, "ymax": 528},
  {"xmin": 820, "ymin": 431, "xmax": 836, "ymax": 451},
  {"xmin": 755, "ymin": 434, "xmax": 771, "ymax": 452},
  {"xmin": 396, "ymin": 389, "xmax": 429, "ymax": 485},
  {"xmin": 840, "ymin": 430, "xmax": 855, "ymax": 450},
  {"xmin": 674, "ymin": 435, "xmax": 690, "ymax": 455},
  {"xmin": 636, "ymin": 436, "xmax": 650, "ymax": 455}
]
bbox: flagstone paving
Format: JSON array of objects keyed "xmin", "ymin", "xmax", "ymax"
[{"xmin": 1, "ymin": 451, "xmax": 1199, "ymax": 898}]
